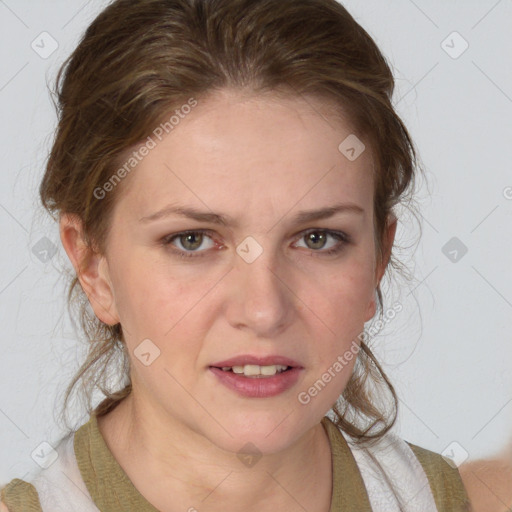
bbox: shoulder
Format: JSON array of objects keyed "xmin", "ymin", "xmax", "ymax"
[
  {"xmin": 338, "ymin": 425, "xmax": 471, "ymax": 511},
  {"xmin": 406, "ymin": 441, "xmax": 471, "ymax": 511},
  {"xmin": 1, "ymin": 422, "xmax": 99, "ymax": 512},
  {"xmin": 459, "ymin": 456, "xmax": 512, "ymax": 512},
  {"xmin": 0, "ymin": 479, "xmax": 43, "ymax": 512}
]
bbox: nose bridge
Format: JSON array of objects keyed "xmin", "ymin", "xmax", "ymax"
[{"xmin": 228, "ymin": 234, "xmax": 292, "ymax": 335}]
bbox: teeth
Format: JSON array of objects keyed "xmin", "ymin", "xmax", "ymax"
[{"xmin": 222, "ymin": 364, "xmax": 289, "ymax": 376}]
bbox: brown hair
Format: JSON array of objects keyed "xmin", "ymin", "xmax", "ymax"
[{"xmin": 41, "ymin": 0, "xmax": 423, "ymax": 444}]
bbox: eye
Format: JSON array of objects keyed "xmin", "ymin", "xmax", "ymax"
[
  {"xmin": 161, "ymin": 228, "xmax": 350, "ymax": 259},
  {"xmin": 162, "ymin": 230, "xmax": 217, "ymax": 258},
  {"xmin": 294, "ymin": 229, "xmax": 350, "ymax": 256}
]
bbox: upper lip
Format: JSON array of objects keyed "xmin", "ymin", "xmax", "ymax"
[{"xmin": 210, "ymin": 355, "xmax": 303, "ymax": 368}]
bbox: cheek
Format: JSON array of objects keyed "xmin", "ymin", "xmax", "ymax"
[
  {"xmin": 111, "ymin": 256, "xmax": 219, "ymax": 346},
  {"xmin": 298, "ymin": 343, "xmax": 360, "ymax": 412},
  {"xmin": 107, "ymin": 251, "xmax": 175, "ymax": 332},
  {"xmin": 297, "ymin": 257, "xmax": 375, "ymax": 375},
  {"xmin": 307, "ymin": 259, "xmax": 375, "ymax": 322}
]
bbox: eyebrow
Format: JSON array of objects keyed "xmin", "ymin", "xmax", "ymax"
[{"xmin": 139, "ymin": 202, "xmax": 364, "ymax": 227}]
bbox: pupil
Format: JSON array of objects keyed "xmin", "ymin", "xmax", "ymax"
[
  {"xmin": 182, "ymin": 233, "xmax": 202, "ymax": 250},
  {"xmin": 307, "ymin": 232, "xmax": 326, "ymax": 249}
]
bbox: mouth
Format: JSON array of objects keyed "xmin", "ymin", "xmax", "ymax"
[
  {"xmin": 208, "ymin": 356, "xmax": 303, "ymax": 398},
  {"xmin": 211, "ymin": 364, "xmax": 293, "ymax": 378}
]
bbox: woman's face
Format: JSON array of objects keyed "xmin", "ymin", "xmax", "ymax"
[{"xmin": 77, "ymin": 89, "xmax": 394, "ymax": 454}]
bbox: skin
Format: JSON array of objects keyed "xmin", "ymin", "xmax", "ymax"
[
  {"xmin": 459, "ymin": 444, "xmax": 512, "ymax": 512},
  {"xmin": 2, "ymin": 91, "xmax": 509, "ymax": 512},
  {"xmin": 57, "ymin": 88, "xmax": 396, "ymax": 512}
]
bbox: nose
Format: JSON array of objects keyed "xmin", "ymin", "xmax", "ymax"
[{"xmin": 224, "ymin": 243, "xmax": 294, "ymax": 338}]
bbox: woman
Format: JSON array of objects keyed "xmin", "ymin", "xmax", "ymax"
[{"xmin": 1, "ymin": 0, "xmax": 474, "ymax": 510}]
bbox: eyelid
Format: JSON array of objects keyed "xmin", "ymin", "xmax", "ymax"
[
  {"xmin": 296, "ymin": 227, "xmax": 351, "ymax": 244},
  {"xmin": 162, "ymin": 228, "xmax": 350, "ymax": 258},
  {"xmin": 161, "ymin": 229, "xmax": 220, "ymax": 251}
]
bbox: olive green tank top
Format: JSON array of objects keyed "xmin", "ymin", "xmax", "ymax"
[{"xmin": 1, "ymin": 412, "xmax": 470, "ymax": 511}]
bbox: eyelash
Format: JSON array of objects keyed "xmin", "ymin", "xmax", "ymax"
[{"xmin": 161, "ymin": 229, "xmax": 351, "ymax": 259}]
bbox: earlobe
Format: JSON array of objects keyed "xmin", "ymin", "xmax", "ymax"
[
  {"xmin": 59, "ymin": 213, "xmax": 120, "ymax": 326},
  {"xmin": 366, "ymin": 213, "xmax": 397, "ymax": 323},
  {"xmin": 365, "ymin": 290, "xmax": 377, "ymax": 323}
]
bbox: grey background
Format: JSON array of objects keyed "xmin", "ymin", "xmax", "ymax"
[{"xmin": 1, "ymin": 0, "xmax": 511, "ymax": 483}]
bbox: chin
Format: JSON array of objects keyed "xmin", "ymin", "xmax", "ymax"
[{"xmin": 203, "ymin": 408, "xmax": 311, "ymax": 456}]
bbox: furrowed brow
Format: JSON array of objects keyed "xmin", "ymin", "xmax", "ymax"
[{"xmin": 139, "ymin": 203, "xmax": 364, "ymax": 226}]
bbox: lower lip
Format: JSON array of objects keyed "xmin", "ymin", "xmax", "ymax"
[{"xmin": 209, "ymin": 367, "xmax": 303, "ymax": 398}]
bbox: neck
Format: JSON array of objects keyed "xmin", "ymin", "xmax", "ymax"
[{"xmin": 97, "ymin": 392, "xmax": 333, "ymax": 512}]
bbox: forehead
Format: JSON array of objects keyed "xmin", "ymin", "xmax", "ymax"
[{"xmin": 114, "ymin": 89, "xmax": 374, "ymax": 219}]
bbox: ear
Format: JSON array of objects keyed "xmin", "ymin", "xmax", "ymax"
[
  {"xmin": 365, "ymin": 213, "xmax": 398, "ymax": 322},
  {"xmin": 59, "ymin": 213, "xmax": 120, "ymax": 325}
]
